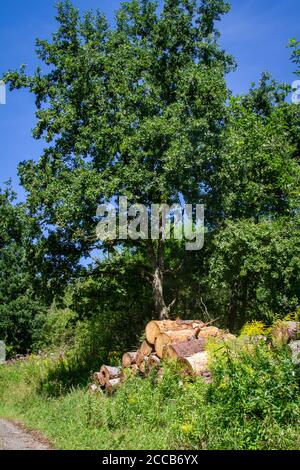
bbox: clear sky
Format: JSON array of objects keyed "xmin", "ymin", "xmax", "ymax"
[{"xmin": 0, "ymin": 0, "xmax": 298, "ymax": 199}]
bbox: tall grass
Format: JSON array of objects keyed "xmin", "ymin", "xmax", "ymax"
[{"xmin": 0, "ymin": 340, "xmax": 299, "ymax": 450}]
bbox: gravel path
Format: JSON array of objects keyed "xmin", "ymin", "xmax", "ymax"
[{"xmin": 0, "ymin": 419, "xmax": 51, "ymax": 450}]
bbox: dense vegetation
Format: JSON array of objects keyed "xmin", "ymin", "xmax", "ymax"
[
  {"xmin": 0, "ymin": 334, "xmax": 299, "ymax": 450},
  {"xmin": 0, "ymin": 0, "xmax": 299, "ymax": 450}
]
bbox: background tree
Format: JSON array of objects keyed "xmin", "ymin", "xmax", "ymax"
[
  {"xmin": 289, "ymin": 38, "xmax": 300, "ymax": 75},
  {"xmin": 2, "ymin": 3, "xmax": 300, "ymax": 352},
  {"xmin": 184, "ymin": 74, "xmax": 300, "ymax": 329},
  {"xmin": 0, "ymin": 184, "xmax": 44, "ymax": 354},
  {"xmin": 4, "ymin": 0, "xmax": 234, "ymax": 320}
]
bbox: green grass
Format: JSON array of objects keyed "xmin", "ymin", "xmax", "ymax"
[{"xmin": 0, "ymin": 340, "xmax": 299, "ymax": 450}]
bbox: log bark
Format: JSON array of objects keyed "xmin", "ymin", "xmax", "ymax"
[
  {"xmin": 140, "ymin": 340, "xmax": 153, "ymax": 357},
  {"xmin": 106, "ymin": 378, "xmax": 121, "ymax": 394},
  {"xmin": 163, "ymin": 337, "xmax": 207, "ymax": 360},
  {"xmin": 122, "ymin": 351, "xmax": 138, "ymax": 368},
  {"xmin": 197, "ymin": 326, "xmax": 221, "ymax": 339},
  {"xmin": 155, "ymin": 329, "xmax": 198, "ymax": 358},
  {"xmin": 100, "ymin": 365, "xmax": 122, "ymax": 385},
  {"xmin": 178, "ymin": 351, "xmax": 209, "ymax": 375},
  {"xmin": 146, "ymin": 319, "xmax": 203, "ymax": 345}
]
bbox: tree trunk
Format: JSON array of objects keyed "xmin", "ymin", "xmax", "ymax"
[
  {"xmin": 147, "ymin": 240, "xmax": 170, "ymax": 320},
  {"xmin": 153, "ymin": 265, "xmax": 169, "ymax": 320},
  {"xmin": 228, "ymin": 281, "xmax": 239, "ymax": 331}
]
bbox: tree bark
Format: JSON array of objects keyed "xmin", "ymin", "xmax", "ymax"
[
  {"xmin": 196, "ymin": 326, "xmax": 221, "ymax": 339},
  {"xmin": 163, "ymin": 337, "xmax": 207, "ymax": 360},
  {"xmin": 147, "ymin": 240, "xmax": 171, "ymax": 320},
  {"xmin": 155, "ymin": 329, "xmax": 198, "ymax": 358},
  {"xmin": 228, "ymin": 281, "xmax": 239, "ymax": 331},
  {"xmin": 146, "ymin": 319, "xmax": 203, "ymax": 345},
  {"xmin": 152, "ymin": 264, "xmax": 169, "ymax": 320}
]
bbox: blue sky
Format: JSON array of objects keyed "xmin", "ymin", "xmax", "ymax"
[{"xmin": 0, "ymin": 0, "xmax": 298, "ymax": 199}]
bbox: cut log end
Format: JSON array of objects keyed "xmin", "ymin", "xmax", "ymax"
[
  {"xmin": 122, "ymin": 351, "xmax": 138, "ymax": 368},
  {"xmin": 100, "ymin": 365, "xmax": 122, "ymax": 386},
  {"xmin": 106, "ymin": 378, "xmax": 121, "ymax": 394},
  {"xmin": 140, "ymin": 340, "xmax": 153, "ymax": 357},
  {"xmin": 178, "ymin": 351, "xmax": 209, "ymax": 375}
]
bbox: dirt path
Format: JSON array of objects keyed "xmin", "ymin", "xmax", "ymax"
[{"xmin": 0, "ymin": 419, "xmax": 51, "ymax": 450}]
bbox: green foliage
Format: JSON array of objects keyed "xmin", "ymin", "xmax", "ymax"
[
  {"xmin": 210, "ymin": 340, "xmax": 300, "ymax": 423},
  {"xmin": 31, "ymin": 252, "xmax": 154, "ymax": 392},
  {"xmin": 289, "ymin": 38, "xmax": 300, "ymax": 75},
  {"xmin": 2, "ymin": 0, "xmax": 234, "ymax": 320},
  {"xmin": 1, "ymin": 2, "xmax": 300, "ymax": 356},
  {"xmin": 0, "ymin": 184, "xmax": 44, "ymax": 355},
  {"xmin": 0, "ymin": 339, "xmax": 299, "ymax": 450},
  {"xmin": 202, "ymin": 217, "xmax": 300, "ymax": 330}
]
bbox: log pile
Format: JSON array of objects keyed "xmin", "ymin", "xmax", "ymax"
[
  {"xmin": 92, "ymin": 319, "xmax": 229, "ymax": 393},
  {"xmin": 91, "ymin": 319, "xmax": 300, "ymax": 394}
]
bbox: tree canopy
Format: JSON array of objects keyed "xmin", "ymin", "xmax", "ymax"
[{"xmin": 1, "ymin": 1, "xmax": 300, "ymax": 353}]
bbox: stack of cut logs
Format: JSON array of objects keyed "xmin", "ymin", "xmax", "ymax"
[{"xmin": 93, "ymin": 319, "xmax": 232, "ymax": 394}]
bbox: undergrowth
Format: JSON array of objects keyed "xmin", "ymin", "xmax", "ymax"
[{"xmin": 0, "ymin": 338, "xmax": 299, "ymax": 450}]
